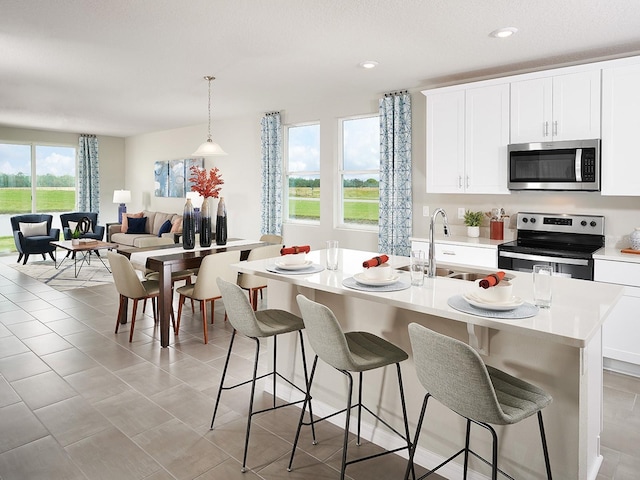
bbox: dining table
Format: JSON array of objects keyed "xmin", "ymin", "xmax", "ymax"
[{"xmin": 117, "ymin": 238, "xmax": 267, "ymax": 346}]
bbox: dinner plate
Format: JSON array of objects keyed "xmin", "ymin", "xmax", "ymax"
[
  {"xmin": 353, "ymin": 272, "xmax": 400, "ymax": 287},
  {"xmin": 275, "ymin": 260, "xmax": 313, "ymax": 270},
  {"xmin": 463, "ymin": 292, "xmax": 524, "ymax": 311}
]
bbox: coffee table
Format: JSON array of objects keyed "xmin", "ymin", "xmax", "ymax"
[{"xmin": 51, "ymin": 240, "xmax": 118, "ymax": 278}]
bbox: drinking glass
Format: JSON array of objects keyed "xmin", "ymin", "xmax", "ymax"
[
  {"xmin": 533, "ymin": 264, "xmax": 553, "ymax": 308},
  {"xmin": 410, "ymin": 250, "xmax": 425, "ymax": 286},
  {"xmin": 326, "ymin": 240, "xmax": 339, "ymax": 270}
]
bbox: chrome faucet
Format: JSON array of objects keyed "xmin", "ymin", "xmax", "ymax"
[{"xmin": 427, "ymin": 208, "xmax": 450, "ymax": 277}]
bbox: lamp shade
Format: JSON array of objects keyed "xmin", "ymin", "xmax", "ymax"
[
  {"xmin": 192, "ymin": 139, "xmax": 227, "ymax": 157},
  {"xmin": 186, "ymin": 191, "xmax": 204, "ymax": 209},
  {"xmin": 113, "ymin": 190, "xmax": 131, "ymax": 204}
]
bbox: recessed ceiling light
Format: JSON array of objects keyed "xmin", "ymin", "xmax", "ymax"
[
  {"xmin": 489, "ymin": 27, "xmax": 518, "ymax": 38},
  {"xmin": 359, "ymin": 60, "xmax": 379, "ymax": 69}
]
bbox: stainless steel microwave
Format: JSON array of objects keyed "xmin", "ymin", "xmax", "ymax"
[{"xmin": 508, "ymin": 139, "xmax": 600, "ymax": 191}]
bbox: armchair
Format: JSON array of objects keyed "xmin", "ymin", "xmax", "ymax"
[
  {"xmin": 60, "ymin": 212, "xmax": 105, "ymax": 241},
  {"xmin": 10, "ymin": 214, "xmax": 60, "ymax": 265}
]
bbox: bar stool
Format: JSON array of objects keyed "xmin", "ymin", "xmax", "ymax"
[
  {"xmin": 289, "ymin": 294, "xmax": 413, "ymax": 480},
  {"xmin": 210, "ymin": 278, "xmax": 316, "ymax": 473},
  {"xmin": 404, "ymin": 323, "xmax": 553, "ymax": 480}
]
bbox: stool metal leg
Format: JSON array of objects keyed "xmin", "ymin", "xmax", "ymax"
[
  {"xmin": 210, "ymin": 330, "xmax": 237, "ymax": 429},
  {"xmin": 297, "ymin": 331, "xmax": 317, "ymax": 444},
  {"xmin": 538, "ymin": 411, "xmax": 553, "ymax": 480},
  {"xmin": 463, "ymin": 419, "xmax": 471, "ymax": 479},
  {"xmin": 356, "ymin": 371, "xmax": 363, "ymax": 446},
  {"xmin": 396, "ymin": 363, "xmax": 416, "ymax": 480},
  {"xmin": 340, "ymin": 370, "xmax": 354, "ymax": 480},
  {"xmin": 404, "ymin": 393, "xmax": 430, "ymax": 480},
  {"xmin": 288, "ymin": 355, "xmax": 319, "ymax": 472},
  {"xmin": 239, "ymin": 337, "xmax": 261, "ymax": 472}
]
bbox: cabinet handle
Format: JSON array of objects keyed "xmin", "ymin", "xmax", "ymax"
[
  {"xmin": 544, "ymin": 121, "xmax": 549, "ymax": 137},
  {"xmin": 553, "ymin": 121, "xmax": 558, "ymax": 136},
  {"xmin": 466, "ymin": 176, "xmax": 469, "ymax": 188},
  {"xmin": 442, "ymin": 250, "xmax": 456, "ymax": 256},
  {"xmin": 458, "ymin": 175, "xmax": 462, "ymax": 188}
]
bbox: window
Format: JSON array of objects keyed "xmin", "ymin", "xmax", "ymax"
[
  {"xmin": 285, "ymin": 123, "xmax": 320, "ymax": 222},
  {"xmin": 340, "ymin": 115, "xmax": 380, "ymax": 228},
  {"xmin": 0, "ymin": 142, "xmax": 76, "ymax": 250}
]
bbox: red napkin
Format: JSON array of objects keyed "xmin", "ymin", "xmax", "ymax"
[
  {"xmin": 362, "ymin": 255, "xmax": 389, "ymax": 268},
  {"xmin": 280, "ymin": 245, "xmax": 311, "ymax": 255},
  {"xmin": 479, "ymin": 271, "xmax": 506, "ymax": 289}
]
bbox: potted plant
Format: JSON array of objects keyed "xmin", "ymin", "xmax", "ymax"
[
  {"xmin": 71, "ymin": 226, "xmax": 81, "ymax": 245},
  {"xmin": 463, "ymin": 210, "xmax": 483, "ymax": 238}
]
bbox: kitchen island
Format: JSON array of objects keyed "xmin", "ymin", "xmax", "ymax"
[{"xmin": 234, "ymin": 248, "xmax": 623, "ymax": 480}]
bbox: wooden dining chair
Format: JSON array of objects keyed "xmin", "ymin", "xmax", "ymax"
[
  {"xmin": 175, "ymin": 250, "xmax": 241, "ymax": 344},
  {"xmin": 107, "ymin": 251, "xmax": 176, "ymax": 342}
]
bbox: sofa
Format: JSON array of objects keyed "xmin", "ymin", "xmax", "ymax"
[{"xmin": 109, "ymin": 210, "xmax": 182, "ymax": 249}]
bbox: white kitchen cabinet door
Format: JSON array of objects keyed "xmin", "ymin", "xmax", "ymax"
[
  {"xmin": 510, "ymin": 77, "xmax": 552, "ymax": 143},
  {"xmin": 465, "ymin": 84, "xmax": 510, "ymax": 194},
  {"xmin": 426, "ymin": 91, "xmax": 465, "ymax": 193},
  {"xmin": 552, "ymin": 70, "xmax": 601, "ymax": 141},
  {"xmin": 510, "ymin": 70, "xmax": 600, "ymax": 143},
  {"xmin": 410, "ymin": 241, "xmax": 497, "ymax": 269},
  {"xmin": 601, "ymin": 61, "xmax": 640, "ymax": 196}
]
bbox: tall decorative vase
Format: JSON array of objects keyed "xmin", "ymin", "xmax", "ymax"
[
  {"xmin": 215, "ymin": 197, "xmax": 227, "ymax": 245},
  {"xmin": 200, "ymin": 197, "xmax": 212, "ymax": 247},
  {"xmin": 182, "ymin": 198, "xmax": 195, "ymax": 250}
]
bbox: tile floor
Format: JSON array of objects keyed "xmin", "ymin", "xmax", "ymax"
[{"xmin": 0, "ymin": 255, "xmax": 638, "ymax": 480}]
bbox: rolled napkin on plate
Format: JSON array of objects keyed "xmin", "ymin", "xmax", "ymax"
[
  {"xmin": 280, "ymin": 245, "xmax": 311, "ymax": 255},
  {"xmin": 479, "ymin": 271, "xmax": 506, "ymax": 289},
  {"xmin": 362, "ymin": 254, "xmax": 389, "ymax": 268}
]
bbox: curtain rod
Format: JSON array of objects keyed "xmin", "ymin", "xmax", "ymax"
[
  {"xmin": 265, "ymin": 111, "xmax": 280, "ymax": 116},
  {"xmin": 79, "ymin": 133, "xmax": 96, "ymax": 138},
  {"xmin": 383, "ymin": 90, "xmax": 409, "ymax": 97}
]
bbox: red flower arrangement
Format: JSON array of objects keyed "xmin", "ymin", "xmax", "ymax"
[{"xmin": 188, "ymin": 165, "xmax": 224, "ymax": 198}]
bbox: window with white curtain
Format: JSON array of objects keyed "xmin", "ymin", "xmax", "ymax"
[
  {"xmin": 339, "ymin": 115, "xmax": 380, "ymax": 229},
  {"xmin": 285, "ymin": 123, "xmax": 320, "ymax": 223}
]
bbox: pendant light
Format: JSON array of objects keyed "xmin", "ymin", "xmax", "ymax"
[{"xmin": 192, "ymin": 76, "xmax": 227, "ymax": 156}]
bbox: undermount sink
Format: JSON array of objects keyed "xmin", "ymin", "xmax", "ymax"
[{"xmin": 395, "ymin": 266, "xmax": 510, "ymax": 282}]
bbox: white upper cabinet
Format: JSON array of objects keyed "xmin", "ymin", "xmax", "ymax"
[
  {"xmin": 510, "ymin": 70, "xmax": 601, "ymax": 143},
  {"xmin": 601, "ymin": 60, "xmax": 640, "ymax": 196},
  {"xmin": 426, "ymin": 90, "xmax": 465, "ymax": 193},
  {"xmin": 426, "ymin": 84, "xmax": 509, "ymax": 194}
]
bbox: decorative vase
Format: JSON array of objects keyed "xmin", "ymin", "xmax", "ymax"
[
  {"xmin": 182, "ymin": 198, "xmax": 196, "ymax": 250},
  {"xmin": 215, "ymin": 197, "xmax": 227, "ymax": 245},
  {"xmin": 630, "ymin": 227, "xmax": 640, "ymax": 250},
  {"xmin": 467, "ymin": 226, "xmax": 480, "ymax": 238},
  {"xmin": 200, "ymin": 197, "xmax": 212, "ymax": 247}
]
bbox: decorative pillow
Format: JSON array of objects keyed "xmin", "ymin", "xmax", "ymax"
[
  {"xmin": 170, "ymin": 216, "xmax": 183, "ymax": 233},
  {"xmin": 19, "ymin": 221, "xmax": 47, "ymax": 238},
  {"xmin": 126, "ymin": 216, "xmax": 147, "ymax": 234},
  {"xmin": 158, "ymin": 219, "xmax": 172, "ymax": 237},
  {"xmin": 68, "ymin": 220, "xmax": 93, "ymax": 234},
  {"xmin": 121, "ymin": 212, "xmax": 143, "ymax": 233}
]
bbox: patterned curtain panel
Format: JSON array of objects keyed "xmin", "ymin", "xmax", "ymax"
[
  {"xmin": 260, "ymin": 112, "xmax": 283, "ymax": 235},
  {"xmin": 378, "ymin": 91, "xmax": 412, "ymax": 256},
  {"xmin": 77, "ymin": 134, "xmax": 100, "ymax": 214}
]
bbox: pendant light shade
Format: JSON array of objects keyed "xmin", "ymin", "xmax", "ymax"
[{"xmin": 192, "ymin": 75, "xmax": 227, "ymax": 156}]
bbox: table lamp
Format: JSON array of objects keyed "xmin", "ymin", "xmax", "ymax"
[{"xmin": 113, "ymin": 190, "xmax": 131, "ymax": 223}]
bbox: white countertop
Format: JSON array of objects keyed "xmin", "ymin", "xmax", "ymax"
[
  {"xmin": 593, "ymin": 246, "xmax": 640, "ymax": 264},
  {"xmin": 235, "ymin": 248, "xmax": 623, "ymax": 348}
]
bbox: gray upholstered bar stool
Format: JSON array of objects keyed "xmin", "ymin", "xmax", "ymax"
[
  {"xmin": 405, "ymin": 323, "xmax": 553, "ymax": 480},
  {"xmin": 210, "ymin": 278, "xmax": 315, "ymax": 473},
  {"xmin": 289, "ymin": 294, "xmax": 413, "ymax": 480}
]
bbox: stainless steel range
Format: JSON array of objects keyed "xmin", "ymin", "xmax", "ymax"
[{"xmin": 497, "ymin": 212, "xmax": 605, "ymax": 280}]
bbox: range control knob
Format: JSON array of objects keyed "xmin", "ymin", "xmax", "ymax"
[
  {"xmin": 522, "ymin": 217, "xmax": 528, "ymax": 223},
  {"xmin": 530, "ymin": 217, "xmax": 536, "ymax": 223},
  {"xmin": 590, "ymin": 221, "xmax": 597, "ymax": 227},
  {"xmin": 581, "ymin": 220, "xmax": 587, "ymax": 227}
]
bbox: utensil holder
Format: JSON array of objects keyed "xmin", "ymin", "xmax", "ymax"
[{"xmin": 490, "ymin": 220, "xmax": 504, "ymax": 240}]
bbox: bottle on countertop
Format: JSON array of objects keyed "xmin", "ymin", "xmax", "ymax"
[{"xmin": 215, "ymin": 197, "xmax": 227, "ymax": 246}]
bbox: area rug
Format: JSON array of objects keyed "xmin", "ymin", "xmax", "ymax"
[{"xmin": 8, "ymin": 255, "xmax": 114, "ymax": 291}]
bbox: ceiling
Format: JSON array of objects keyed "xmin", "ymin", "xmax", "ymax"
[{"xmin": 2, "ymin": 0, "xmax": 640, "ymax": 138}]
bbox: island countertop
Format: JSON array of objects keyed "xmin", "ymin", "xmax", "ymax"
[{"xmin": 235, "ymin": 248, "xmax": 623, "ymax": 348}]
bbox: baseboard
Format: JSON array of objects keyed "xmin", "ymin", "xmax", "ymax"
[
  {"xmin": 604, "ymin": 358, "xmax": 640, "ymax": 377},
  {"xmin": 265, "ymin": 381, "xmax": 490, "ymax": 480}
]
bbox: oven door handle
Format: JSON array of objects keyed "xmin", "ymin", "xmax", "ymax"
[{"xmin": 498, "ymin": 250, "xmax": 590, "ymax": 266}]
